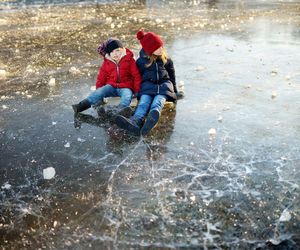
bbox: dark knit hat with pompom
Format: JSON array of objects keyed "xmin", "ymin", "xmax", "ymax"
[
  {"xmin": 136, "ymin": 29, "xmax": 164, "ymax": 55},
  {"xmin": 105, "ymin": 39, "xmax": 123, "ymax": 54},
  {"xmin": 97, "ymin": 38, "xmax": 123, "ymax": 56}
]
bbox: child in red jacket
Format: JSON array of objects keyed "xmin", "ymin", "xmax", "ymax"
[{"xmin": 72, "ymin": 38, "xmax": 141, "ymax": 118}]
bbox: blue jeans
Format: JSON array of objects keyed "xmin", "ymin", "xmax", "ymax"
[
  {"xmin": 133, "ymin": 94, "xmax": 166, "ymax": 122},
  {"xmin": 87, "ymin": 84, "xmax": 133, "ymax": 107}
]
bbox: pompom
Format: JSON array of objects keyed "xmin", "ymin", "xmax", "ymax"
[
  {"xmin": 136, "ymin": 30, "xmax": 145, "ymax": 40},
  {"xmin": 97, "ymin": 38, "xmax": 115, "ymax": 57}
]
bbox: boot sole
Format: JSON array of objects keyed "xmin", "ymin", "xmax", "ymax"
[
  {"xmin": 141, "ymin": 110, "xmax": 160, "ymax": 136},
  {"xmin": 72, "ymin": 105, "xmax": 78, "ymax": 113},
  {"xmin": 115, "ymin": 115, "xmax": 141, "ymax": 136}
]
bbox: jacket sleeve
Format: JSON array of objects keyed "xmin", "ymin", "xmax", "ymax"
[
  {"xmin": 166, "ymin": 59, "xmax": 177, "ymax": 93},
  {"xmin": 136, "ymin": 58, "xmax": 145, "ymax": 77},
  {"xmin": 130, "ymin": 59, "xmax": 142, "ymax": 93},
  {"xmin": 95, "ymin": 63, "xmax": 108, "ymax": 89}
]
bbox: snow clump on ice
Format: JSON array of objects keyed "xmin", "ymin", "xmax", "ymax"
[{"xmin": 43, "ymin": 167, "xmax": 56, "ymax": 180}]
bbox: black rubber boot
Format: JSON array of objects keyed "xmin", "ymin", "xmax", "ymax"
[
  {"xmin": 141, "ymin": 109, "xmax": 160, "ymax": 136},
  {"xmin": 117, "ymin": 106, "xmax": 133, "ymax": 118},
  {"xmin": 106, "ymin": 106, "xmax": 133, "ymax": 123},
  {"xmin": 72, "ymin": 99, "xmax": 91, "ymax": 114},
  {"xmin": 95, "ymin": 105, "xmax": 107, "ymax": 119},
  {"xmin": 115, "ymin": 115, "xmax": 141, "ymax": 136}
]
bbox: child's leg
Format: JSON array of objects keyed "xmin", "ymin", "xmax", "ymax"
[
  {"xmin": 86, "ymin": 84, "xmax": 117, "ymax": 106},
  {"xmin": 117, "ymin": 88, "xmax": 133, "ymax": 108},
  {"xmin": 133, "ymin": 94, "xmax": 153, "ymax": 122},
  {"xmin": 111, "ymin": 88, "xmax": 134, "ymax": 118},
  {"xmin": 149, "ymin": 95, "xmax": 167, "ymax": 113},
  {"xmin": 141, "ymin": 95, "xmax": 166, "ymax": 136},
  {"xmin": 115, "ymin": 95, "xmax": 152, "ymax": 136}
]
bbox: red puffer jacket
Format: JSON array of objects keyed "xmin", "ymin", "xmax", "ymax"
[{"xmin": 95, "ymin": 48, "xmax": 141, "ymax": 93}]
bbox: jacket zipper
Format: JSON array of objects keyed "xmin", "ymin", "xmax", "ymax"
[
  {"xmin": 156, "ymin": 63, "xmax": 159, "ymax": 94},
  {"xmin": 116, "ymin": 63, "xmax": 120, "ymax": 87}
]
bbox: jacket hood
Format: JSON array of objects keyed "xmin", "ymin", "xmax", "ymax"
[
  {"xmin": 105, "ymin": 48, "xmax": 134, "ymax": 63},
  {"xmin": 139, "ymin": 49, "xmax": 148, "ymax": 58}
]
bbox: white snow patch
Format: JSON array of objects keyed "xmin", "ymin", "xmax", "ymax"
[
  {"xmin": 0, "ymin": 69, "xmax": 7, "ymax": 79},
  {"xmin": 48, "ymin": 78, "xmax": 56, "ymax": 87},
  {"xmin": 208, "ymin": 128, "xmax": 217, "ymax": 135},
  {"xmin": 195, "ymin": 65, "xmax": 205, "ymax": 71},
  {"xmin": 271, "ymin": 91, "xmax": 277, "ymax": 99},
  {"xmin": 77, "ymin": 138, "xmax": 86, "ymax": 142},
  {"xmin": 69, "ymin": 67, "xmax": 81, "ymax": 75},
  {"xmin": 1, "ymin": 183, "xmax": 12, "ymax": 190},
  {"xmin": 279, "ymin": 209, "xmax": 291, "ymax": 222},
  {"xmin": 43, "ymin": 167, "xmax": 56, "ymax": 180}
]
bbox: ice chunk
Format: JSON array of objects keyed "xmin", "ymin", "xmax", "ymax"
[
  {"xmin": 2, "ymin": 105, "xmax": 8, "ymax": 110},
  {"xmin": 279, "ymin": 209, "xmax": 291, "ymax": 222},
  {"xmin": 223, "ymin": 106, "xmax": 230, "ymax": 111},
  {"xmin": 43, "ymin": 167, "xmax": 56, "ymax": 180},
  {"xmin": 155, "ymin": 18, "xmax": 162, "ymax": 24},
  {"xmin": 271, "ymin": 69, "xmax": 278, "ymax": 76},
  {"xmin": 77, "ymin": 138, "xmax": 86, "ymax": 142},
  {"xmin": 195, "ymin": 65, "xmax": 205, "ymax": 71},
  {"xmin": 178, "ymin": 80, "xmax": 185, "ymax": 90},
  {"xmin": 105, "ymin": 17, "xmax": 112, "ymax": 23},
  {"xmin": 217, "ymin": 116, "xmax": 223, "ymax": 122},
  {"xmin": 208, "ymin": 128, "xmax": 217, "ymax": 135},
  {"xmin": 271, "ymin": 91, "xmax": 277, "ymax": 99},
  {"xmin": 1, "ymin": 183, "xmax": 12, "ymax": 189},
  {"xmin": 0, "ymin": 69, "xmax": 7, "ymax": 79},
  {"xmin": 1, "ymin": 95, "xmax": 8, "ymax": 100},
  {"xmin": 64, "ymin": 142, "xmax": 70, "ymax": 148},
  {"xmin": 53, "ymin": 220, "xmax": 58, "ymax": 227},
  {"xmin": 48, "ymin": 78, "xmax": 56, "ymax": 87},
  {"xmin": 268, "ymin": 238, "xmax": 281, "ymax": 245},
  {"xmin": 285, "ymin": 75, "xmax": 291, "ymax": 81},
  {"xmin": 190, "ymin": 194, "xmax": 196, "ymax": 202},
  {"xmin": 177, "ymin": 80, "xmax": 185, "ymax": 97},
  {"xmin": 69, "ymin": 67, "xmax": 80, "ymax": 75}
]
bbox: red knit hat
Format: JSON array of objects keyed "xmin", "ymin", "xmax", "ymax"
[{"xmin": 136, "ymin": 29, "xmax": 164, "ymax": 55}]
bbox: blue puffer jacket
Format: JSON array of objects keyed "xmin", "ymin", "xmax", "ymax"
[{"xmin": 136, "ymin": 49, "xmax": 177, "ymax": 102}]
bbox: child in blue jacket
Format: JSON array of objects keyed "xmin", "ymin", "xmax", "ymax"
[{"xmin": 116, "ymin": 29, "xmax": 178, "ymax": 136}]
